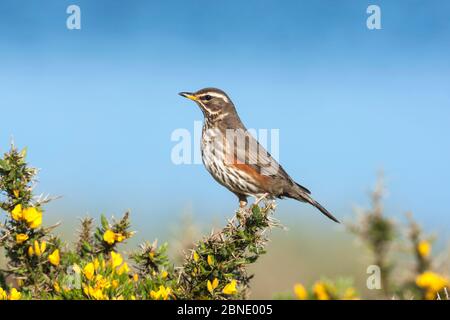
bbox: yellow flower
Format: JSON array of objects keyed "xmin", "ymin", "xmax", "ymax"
[
  {"xmin": 417, "ymin": 240, "xmax": 431, "ymax": 258},
  {"xmin": 0, "ymin": 287, "xmax": 7, "ymax": 300},
  {"xmin": 115, "ymin": 233, "xmax": 125, "ymax": 242},
  {"xmin": 161, "ymin": 270, "xmax": 168, "ymax": 279},
  {"xmin": 222, "ymin": 280, "xmax": 238, "ymax": 295},
  {"xmin": 93, "ymin": 258, "xmax": 100, "ymax": 270},
  {"xmin": 95, "ymin": 275, "xmax": 111, "ymax": 290},
  {"xmin": 313, "ymin": 282, "xmax": 330, "ymax": 300},
  {"xmin": 193, "ymin": 251, "xmax": 199, "ymax": 262},
  {"xmin": 343, "ymin": 287, "xmax": 358, "ymax": 300},
  {"xmin": 161, "ymin": 287, "xmax": 171, "ymax": 300},
  {"xmin": 15, "ymin": 233, "xmax": 29, "ymax": 244},
  {"xmin": 149, "ymin": 252, "xmax": 155, "ymax": 259},
  {"xmin": 103, "ymin": 229, "xmax": 116, "ymax": 245},
  {"xmin": 83, "ymin": 284, "xmax": 105, "ymax": 300},
  {"xmin": 112, "ymin": 280, "xmax": 119, "ymax": 288},
  {"xmin": 84, "ymin": 262, "xmax": 95, "ymax": 280},
  {"xmin": 33, "ymin": 240, "xmax": 46, "ymax": 257},
  {"xmin": 416, "ymin": 271, "xmax": 448, "ymax": 299},
  {"xmin": 22, "ymin": 207, "xmax": 43, "ymax": 229},
  {"xmin": 53, "ymin": 282, "xmax": 61, "ymax": 293},
  {"xmin": 13, "ymin": 190, "xmax": 20, "ymax": 198},
  {"xmin": 150, "ymin": 285, "xmax": 172, "ymax": 300},
  {"xmin": 111, "ymin": 251, "xmax": 123, "ymax": 269},
  {"xmin": 28, "ymin": 214, "xmax": 42, "ymax": 229},
  {"xmin": 11, "ymin": 204, "xmax": 23, "ymax": 221},
  {"xmin": 207, "ymin": 255, "xmax": 214, "ymax": 267},
  {"xmin": 133, "ymin": 273, "xmax": 139, "ymax": 282},
  {"xmin": 8, "ymin": 288, "xmax": 21, "ymax": 300},
  {"xmin": 207, "ymin": 278, "xmax": 219, "ymax": 294},
  {"xmin": 293, "ymin": 283, "xmax": 308, "ymax": 300},
  {"xmin": 40, "ymin": 241, "xmax": 46, "ymax": 253},
  {"xmin": 117, "ymin": 262, "xmax": 130, "ymax": 275},
  {"xmin": 48, "ymin": 249, "xmax": 60, "ymax": 266},
  {"xmin": 27, "ymin": 245, "xmax": 34, "ymax": 257}
]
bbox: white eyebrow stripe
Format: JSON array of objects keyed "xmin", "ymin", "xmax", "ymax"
[{"xmin": 198, "ymin": 92, "xmax": 230, "ymax": 103}]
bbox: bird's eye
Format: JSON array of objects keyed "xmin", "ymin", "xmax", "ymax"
[{"xmin": 202, "ymin": 95, "xmax": 212, "ymax": 101}]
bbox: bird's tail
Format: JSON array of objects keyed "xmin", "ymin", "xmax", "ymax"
[{"xmin": 288, "ymin": 186, "xmax": 340, "ymax": 223}]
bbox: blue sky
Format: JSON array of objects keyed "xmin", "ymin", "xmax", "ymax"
[{"xmin": 0, "ymin": 1, "xmax": 449, "ymax": 239}]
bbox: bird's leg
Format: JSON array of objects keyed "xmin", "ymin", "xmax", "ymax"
[
  {"xmin": 235, "ymin": 194, "xmax": 248, "ymax": 222},
  {"xmin": 235, "ymin": 193, "xmax": 248, "ymax": 208}
]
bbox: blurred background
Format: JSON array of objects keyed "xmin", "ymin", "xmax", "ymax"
[{"xmin": 0, "ymin": 0, "xmax": 449, "ymax": 298}]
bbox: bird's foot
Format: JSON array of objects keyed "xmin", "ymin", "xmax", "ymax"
[{"xmin": 254, "ymin": 193, "xmax": 269, "ymax": 206}]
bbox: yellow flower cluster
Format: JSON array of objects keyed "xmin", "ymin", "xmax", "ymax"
[
  {"xmin": 0, "ymin": 287, "xmax": 21, "ymax": 300},
  {"xmin": 28, "ymin": 240, "xmax": 46, "ymax": 257},
  {"xmin": 15, "ymin": 233, "xmax": 29, "ymax": 244},
  {"xmin": 11, "ymin": 204, "xmax": 42, "ymax": 229},
  {"xmin": 293, "ymin": 283, "xmax": 308, "ymax": 300},
  {"xmin": 110, "ymin": 251, "xmax": 130, "ymax": 274},
  {"xmin": 25, "ymin": 240, "xmax": 60, "ymax": 266},
  {"xmin": 222, "ymin": 280, "xmax": 238, "ymax": 295},
  {"xmin": 416, "ymin": 271, "xmax": 449, "ymax": 300},
  {"xmin": 150, "ymin": 285, "xmax": 172, "ymax": 300},
  {"xmin": 79, "ymin": 252, "xmax": 132, "ymax": 300},
  {"xmin": 313, "ymin": 282, "xmax": 330, "ymax": 300},
  {"xmin": 310, "ymin": 281, "xmax": 358, "ymax": 300},
  {"xmin": 103, "ymin": 229, "xmax": 126, "ymax": 245},
  {"xmin": 417, "ymin": 240, "xmax": 431, "ymax": 258},
  {"xmin": 207, "ymin": 278, "xmax": 219, "ymax": 294},
  {"xmin": 82, "ymin": 273, "xmax": 113, "ymax": 300}
]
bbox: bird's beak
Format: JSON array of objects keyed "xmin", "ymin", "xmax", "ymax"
[{"xmin": 178, "ymin": 92, "xmax": 198, "ymax": 101}]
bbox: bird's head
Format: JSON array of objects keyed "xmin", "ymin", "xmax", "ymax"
[{"xmin": 179, "ymin": 88, "xmax": 237, "ymax": 122}]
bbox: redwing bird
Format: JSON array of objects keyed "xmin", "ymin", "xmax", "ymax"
[{"xmin": 179, "ymin": 88, "xmax": 339, "ymax": 223}]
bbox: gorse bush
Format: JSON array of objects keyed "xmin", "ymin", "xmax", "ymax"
[
  {"xmin": 290, "ymin": 174, "xmax": 449, "ymax": 300},
  {"xmin": 178, "ymin": 199, "xmax": 280, "ymax": 299},
  {"xmin": 0, "ymin": 144, "xmax": 448, "ymax": 300},
  {"xmin": 0, "ymin": 144, "xmax": 277, "ymax": 300}
]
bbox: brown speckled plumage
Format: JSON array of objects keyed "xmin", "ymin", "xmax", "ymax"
[{"xmin": 179, "ymin": 88, "xmax": 339, "ymax": 223}]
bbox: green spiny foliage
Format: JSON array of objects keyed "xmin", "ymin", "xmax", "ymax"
[
  {"xmin": 346, "ymin": 173, "xmax": 397, "ymax": 297},
  {"xmin": 178, "ymin": 201, "xmax": 279, "ymax": 299},
  {"xmin": 0, "ymin": 144, "xmax": 62, "ymax": 296},
  {"xmin": 75, "ymin": 217, "xmax": 94, "ymax": 258},
  {"xmin": 0, "ymin": 143, "xmax": 275, "ymax": 300},
  {"xmin": 1, "ymin": 144, "xmax": 448, "ymax": 300}
]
